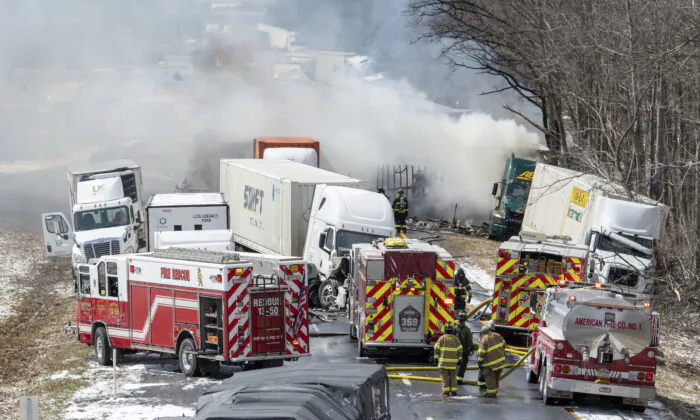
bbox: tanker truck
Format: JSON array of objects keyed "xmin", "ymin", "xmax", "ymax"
[{"xmin": 526, "ymin": 284, "xmax": 659, "ymax": 412}]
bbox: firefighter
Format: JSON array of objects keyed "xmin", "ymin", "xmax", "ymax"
[
  {"xmin": 433, "ymin": 322, "xmax": 462, "ymax": 399},
  {"xmin": 477, "ymin": 320, "xmax": 507, "ymax": 397},
  {"xmin": 376, "ymin": 186, "xmax": 389, "ymax": 201},
  {"xmin": 454, "ymin": 268, "xmax": 473, "ymax": 314},
  {"xmin": 392, "ymin": 188, "xmax": 409, "ymax": 234},
  {"xmin": 455, "ymin": 312, "xmax": 473, "ymax": 385}
]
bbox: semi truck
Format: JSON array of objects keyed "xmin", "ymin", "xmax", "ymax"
[
  {"xmin": 489, "ymin": 156, "xmax": 537, "ymax": 241},
  {"xmin": 522, "ymin": 163, "xmax": 669, "ymax": 299},
  {"xmin": 64, "ymin": 248, "xmax": 310, "ymax": 377},
  {"xmin": 253, "ymin": 137, "xmax": 320, "ymax": 167},
  {"xmin": 527, "ymin": 284, "xmax": 658, "ymax": 412},
  {"xmin": 220, "ymin": 159, "xmax": 395, "ymax": 309},
  {"xmin": 348, "ymin": 237, "xmax": 457, "ymax": 358},
  {"xmin": 145, "ymin": 193, "xmax": 229, "ymax": 251},
  {"xmin": 41, "ymin": 160, "xmax": 145, "ymax": 266}
]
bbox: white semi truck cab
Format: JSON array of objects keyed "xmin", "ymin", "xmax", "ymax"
[{"xmin": 41, "ymin": 160, "xmax": 145, "ymax": 266}]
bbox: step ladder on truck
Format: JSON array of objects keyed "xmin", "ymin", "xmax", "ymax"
[
  {"xmin": 491, "ymin": 231, "xmax": 590, "ymax": 338},
  {"xmin": 64, "ymin": 248, "xmax": 310, "ymax": 376},
  {"xmin": 348, "ymin": 237, "xmax": 457, "ymax": 358}
]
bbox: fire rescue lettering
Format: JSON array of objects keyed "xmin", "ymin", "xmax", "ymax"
[
  {"xmin": 243, "ymin": 186, "xmax": 264, "ymax": 214},
  {"xmin": 574, "ymin": 317, "xmax": 643, "ymax": 331},
  {"xmin": 160, "ymin": 267, "xmax": 190, "ymax": 281}
]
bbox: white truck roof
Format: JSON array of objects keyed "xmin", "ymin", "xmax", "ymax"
[
  {"xmin": 67, "ymin": 159, "xmax": 139, "ymax": 175},
  {"xmin": 221, "ymin": 159, "xmax": 360, "ymax": 185},
  {"xmin": 148, "ymin": 193, "xmax": 226, "ymax": 207}
]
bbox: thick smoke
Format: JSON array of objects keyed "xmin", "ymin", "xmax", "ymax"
[{"xmin": 0, "ymin": 0, "xmax": 541, "ymax": 230}]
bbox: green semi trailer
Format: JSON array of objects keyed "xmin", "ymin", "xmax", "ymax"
[{"xmin": 488, "ymin": 156, "xmax": 536, "ymax": 240}]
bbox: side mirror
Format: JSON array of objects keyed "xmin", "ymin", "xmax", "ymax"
[
  {"xmin": 318, "ymin": 232, "xmax": 327, "ymax": 249},
  {"xmin": 529, "ymin": 293, "xmax": 538, "ymax": 312},
  {"xmin": 491, "ymin": 182, "xmax": 498, "ymax": 196},
  {"xmin": 584, "ymin": 231, "xmax": 592, "ymax": 246},
  {"xmin": 135, "ymin": 211, "xmax": 143, "ymax": 224}
]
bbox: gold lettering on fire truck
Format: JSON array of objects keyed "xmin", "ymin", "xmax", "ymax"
[{"xmin": 160, "ymin": 267, "xmax": 190, "ymax": 281}]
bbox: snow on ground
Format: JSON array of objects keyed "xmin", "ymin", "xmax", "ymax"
[
  {"xmin": 0, "ymin": 233, "xmax": 40, "ymax": 319},
  {"xmin": 63, "ymin": 359, "xmax": 211, "ymax": 419},
  {"xmin": 571, "ymin": 400, "xmax": 676, "ymax": 420},
  {"xmin": 457, "ymin": 258, "xmax": 494, "ymax": 293}
]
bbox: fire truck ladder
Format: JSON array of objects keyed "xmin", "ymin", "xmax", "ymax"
[{"xmin": 153, "ymin": 248, "xmax": 243, "ymax": 264}]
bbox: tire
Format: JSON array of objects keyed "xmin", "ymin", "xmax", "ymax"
[
  {"xmin": 94, "ymin": 327, "xmax": 111, "ymax": 366},
  {"xmin": 357, "ymin": 336, "xmax": 367, "ymax": 358},
  {"xmin": 319, "ymin": 278, "xmax": 339, "ymax": 310},
  {"xmin": 309, "ymin": 283, "xmax": 322, "ymax": 308},
  {"xmin": 349, "ymin": 323, "xmax": 357, "ymax": 340},
  {"xmin": 178, "ymin": 337, "xmax": 201, "ymax": 377},
  {"xmin": 539, "ymin": 363, "xmax": 554, "ymax": 405},
  {"xmin": 526, "ymin": 362, "xmax": 539, "ymax": 384},
  {"xmin": 198, "ymin": 359, "xmax": 220, "ymax": 377},
  {"xmin": 632, "ymin": 405, "xmax": 646, "ymax": 413}
]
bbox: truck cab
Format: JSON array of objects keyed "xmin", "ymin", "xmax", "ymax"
[
  {"xmin": 489, "ymin": 156, "xmax": 536, "ymax": 241},
  {"xmin": 303, "ymin": 185, "xmax": 395, "ymax": 309},
  {"xmin": 41, "ymin": 160, "xmax": 145, "ymax": 266}
]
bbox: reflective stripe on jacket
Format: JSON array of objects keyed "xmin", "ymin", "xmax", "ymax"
[
  {"xmin": 477, "ymin": 331, "xmax": 507, "ymax": 370},
  {"xmin": 434, "ymin": 334, "xmax": 462, "ymax": 370}
]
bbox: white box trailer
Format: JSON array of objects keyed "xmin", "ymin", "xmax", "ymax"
[
  {"xmin": 220, "ymin": 159, "xmax": 362, "ymax": 256},
  {"xmin": 522, "ymin": 162, "xmax": 669, "ymax": 297},
  {"xmin": 146, "ymin": 193, "xmax": 229, "ymax": 251}
]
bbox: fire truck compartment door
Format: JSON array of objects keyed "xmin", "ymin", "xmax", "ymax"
[
  {"xmin": 250, "ymin": 291, "xmax": 285, "ymax": 355},
  {"xmin": 41, "ymin": 212, "xmax": 74, "ymax": 257},
  {"xmin": 393, "ymin": 295, "xmax": 425, "ymax": 343}
]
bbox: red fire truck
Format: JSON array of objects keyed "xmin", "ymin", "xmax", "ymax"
[
  {"xmin": 65, "ymin": 248, "xmax": 310, "ymax": 376},
  {"xmin": 492, "ymin": 232, "xmax": 589, "ymax": 336},
  {"xmin": 527, "ymin": 284, "xmax": 658, "ymax": 412},
  {"xmin": 348, "ymin": 237, "xmax": 456, "ymax": 357}
]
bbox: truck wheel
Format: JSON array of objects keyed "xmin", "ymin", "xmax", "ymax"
[
  {"xmin": 94, "ymin": 327, "xmax": 111, "ymax": 366},
  {"xmin": 357, "ymin": 337, "xmax": 367, "ymax": 358},
  {"xmin": 525, "ymin": 359, "xmax": 539, "ymax": 384},
  {"xmin": 198, "ymin": 359, "xmax": 220, "ymax": 377},
  {"xmin": 319, "ymin": 279, "xmax": 339, "ymax": 309},
  {"xmin": 349, "ymin": 324, "xmax": 357, "ymax": 340},
  {"xmin": 178, "ymin": 337, "xmax": 201, "ymax": 377},
  {"xmin": 631, "ymin": 405, "xmax": 646, "ymax": 413},
  {"xmin": 309, "ymin": 284, "xmax": 322, "ymax": 308},
  {"xmin": 539, "ymin": 364, "xmax": 555, "ymax": 405}
]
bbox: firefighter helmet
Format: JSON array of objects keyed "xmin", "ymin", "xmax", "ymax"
[
  {"xmin": 444, "ymin": 322, "xmax": 455, "ymax": 334},
  {"xmin": 377, "ymin": 186, "xmax": 385, "ymax": 193},
  {"xmin": 456, "ymin": 312, "xmax": 467, "ymax": 321},
  {"xmin": 397, "ymin": 188, "xmax": 404, "ymax": 195}
]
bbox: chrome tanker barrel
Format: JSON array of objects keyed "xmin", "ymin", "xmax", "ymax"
[{"xmin": 542, "ymin": 288, "xmax": 653, "ymax": 362}]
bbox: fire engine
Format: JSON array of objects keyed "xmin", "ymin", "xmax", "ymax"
[
  {"xmin": 491, "ymin": 231, "xmax": 589, "ymax": 335},
  {"xmin": 348, "ymin": 237, "xmax": 456, "ymax": 357},
  {"xmin": 65, "ymin": 248, "xmax": 310, "ymax": 376},
  {"xmin": 527, "ymin": 284, "xmax": 659, "ymax": 412}
]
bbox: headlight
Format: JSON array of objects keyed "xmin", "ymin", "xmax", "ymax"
[
  {"xmin": 73, "ymin": 253, "xmax": 87, "ymax": 264},
  {"xmin": 123, "ymin": 246, "xmax": 135, "ymax": 254}
]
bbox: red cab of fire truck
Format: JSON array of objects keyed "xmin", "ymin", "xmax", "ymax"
[
  {"xmin": 526, "ymin": 285, "xmax": 658, "ymax": 412},
  {"xmin": 348, "ymin": 237, "xmax": 456, "ymax": 357},
  {"xmin": 67, "ymin": 248, "xmax": 310, "ymax": 377},
  {"xmin": 492, "ymin": 231, "xmax": 589, "ymax": 336}
]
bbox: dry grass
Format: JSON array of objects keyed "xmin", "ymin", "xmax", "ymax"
[
  {"xmin": 0, "ymin": 233, "xmax": 91, "ymax": 419},
  {"xmin": 438, "ymin": 233, "xmax": 500, "ymax": 276}
]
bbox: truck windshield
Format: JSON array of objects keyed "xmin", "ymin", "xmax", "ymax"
[
  {"xmin": 597, "ymin": 234, "xmax": 649, "ymax": 259},
  {"xmin": 506, "ymin": 183, "xmax": 530, "ymax": 199},
  {"xmin": 336, "ymin": 230, "xmax": 385, "ymax": 253},
  {"xmin": 617, "ymin": 232, "xmax": 653, "ymax": 249},
  {"xmin": 74, "ymin": 206, "xmax": 130, "ymax": 232}
]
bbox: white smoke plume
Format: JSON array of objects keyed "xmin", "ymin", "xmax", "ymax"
[{"xmin": 0, "ymin": 0, "xmax": 541, "ymax": 230}]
